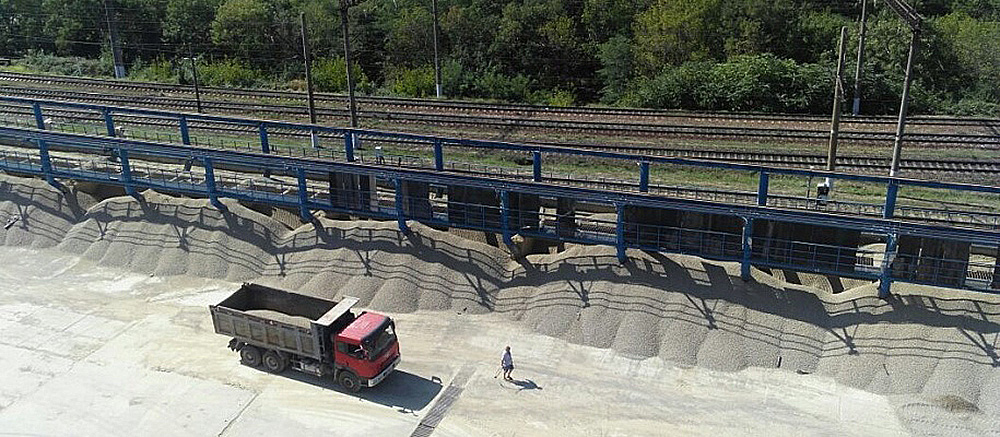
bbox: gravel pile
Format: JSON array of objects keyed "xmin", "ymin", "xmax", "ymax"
[{"xmin": 3, "ymin": 174, "xmax": 999, "ymax": 429}]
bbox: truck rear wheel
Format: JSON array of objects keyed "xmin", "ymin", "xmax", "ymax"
[
  {"xmin": 337, "ymin": 371, "xmax": 362, "ymax": 393},
  {"xmin": 262, "ymin": 350, "xmax": 287, "ymax": 373},
  {"xmin": 240, "ymin": 345, "xmax": 262, "ymax": 367}
]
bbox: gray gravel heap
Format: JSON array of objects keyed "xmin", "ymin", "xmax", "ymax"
[{"xmin": 3, "ymin": 173, "xmax": 999, "ymax": 428}]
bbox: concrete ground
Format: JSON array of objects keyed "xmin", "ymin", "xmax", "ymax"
[{"xmin": 0, "ymin": 247, "xmax": 908, "ymax": 436}]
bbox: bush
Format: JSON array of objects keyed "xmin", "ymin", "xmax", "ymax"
[
  {"xmin": 312, "ymin": 57, "xmax": 372, "ymax": 93},
  {"xmin": 16, "ymin": 51, "xmax": 114, "ymax": 77},
  {"xmin": 129, "ymin": 58, "xmax": 178, "ymax": 83},
  {"xmin": 383, "ymin": 66, "xmax": 436, "ymax": 97},
  {"xmin": 622, "ymin": 55, "xmax": 832, "ymax": 113},
  {"xmin": 196, "ymin": 59, "xmax": 262, "ymax": 88}
]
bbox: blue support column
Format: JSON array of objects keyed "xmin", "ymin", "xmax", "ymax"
[
  {"xmin": 344, "ymin": 132, "xmax": 355, "ymax": 162},
  {"xmin": 32, "ymin": 103, "xmax": 45, "ymax": 129},
  {"xmin": 532, "ymin": 151, "xmax": 542, "ymax": 182},
  {"xmin": 433, "ymin": 140, "xmax": 443, "ymax": 171},
  {"xmin": 103, "ymin": 109, "xmax": 116, "ymax": 137},
  {"xmin": 179, "ymin": 116, "xmax": 191, "ymax": 145},
  {"xmin": 757, "ymin": 171, "xmax": 769, "ymax": 206},
  {"xmin": 203, "ymin": 157, "xmax": 224, "ymax": 210},
  {"xmin": 36, "ymin": 140, "xmax": 61, "ymax": 189},
  {"xmin": 741, "ymin": 217, "xmax": 754, "ymax": 281},
  {"xmin": 296, "ymin": 168, "xmax": 311, "ymax": 222},
  {"xmin": 394, "ymin": 178, "xmax": 409, "ymax": 233},
  {"xmin": 118, "ymin": 149, "xmax": 136, "ymax": 196},
  {"xmin": 259, "ymin": 124, "xmax": 270, "ymax": 154},
  {"xmin": 883, "ymin": 179, "xmax": 899, "ymax": 219},
  {"xmin": 638, "ymin": 161, "xmax": 650, "ymax": 193},
  {"xmin": 879, "ymin": 233, "xmax": 898, "ymax": 298},
  {"xmin": 616, "ymin": 203, "xmax": 627, "ymax": 263},
  {"xmin": 500, "ymin": 190, "xmax": 513, "ymax": 247}
]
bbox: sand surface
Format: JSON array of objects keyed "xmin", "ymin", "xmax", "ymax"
[{"xmin": 2, "ymin": 173, "xmax": 999, "ymax": 435}]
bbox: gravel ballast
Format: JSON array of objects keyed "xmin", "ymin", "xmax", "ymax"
[{"xmin": 2, "ymin": 173, "xmax": 999, "ymax": 433}]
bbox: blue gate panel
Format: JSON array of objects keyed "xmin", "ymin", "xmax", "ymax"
[
  {"xmin": 893, "ymin": 236, "xmax": 970, "ymax": 288},
  {"xmin": 556, "ymin": 197, "xmax": 576, "ymax": 238},
  {"xmin": 328, "ymin": 171, "xmax": 372, "ymax": 212},
  {"xmin": 401, "ymin": 180, "xmax": 432, "ymax": 220},
  {"xmin": 993, "ymin": 249, "xmax": 1000, "ymax": 290},
  {"xmin": 447, "ymin": 186, "xmax": 500, "ymax": 229},
  {"xmin": 752, "ymin": 220, "xmax": 861, "ymax": 274},
  {"xmin": 624, "ymin": 207, "xmax": 742, "ymax": 259},
  {"xmin": 508, "ymin": 192, "xmax": 540, "ymax": 232}
]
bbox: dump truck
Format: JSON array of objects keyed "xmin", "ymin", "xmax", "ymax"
[{"xmin": 209, "ymin": 283, "xmax": 401, "ymax": 392}]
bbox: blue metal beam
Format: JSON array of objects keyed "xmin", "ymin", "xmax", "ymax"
[
  {"xmin": 103, "ymin": 109, "xmax": 116, "ymax": 137},
  {"xmin": 741, "ymin": 217, "xmax": 753, "ymax": 281},
  {"xmin": 297, "ymin": 168, "xmax": 311, "ymax": 222},
  {"xmin": 879, "ymin": 233, "xmax": 898, "ymax": 298},
  {"xmin": 639, "ymin": 161, "xmax": 650, "ymax": 193},
  {"xmin": 259, "ymin": 124, "xmax": 270, "ymax": 154},
  {"xmin": 757, "ymin": 172, "xmax": 769, "ymax": 206},
  {"xmin": 434, "ymin": 140, "xmax": 443, "ymax": 171},
  {"xmin": 10, "ymin": 95, "xmax": 1000, "ymax": 195},
  {"xmin": 394, "ymin": 178, "xmax": 408, "ymax": 233},
  {"xmin": 616, "ymin": 203, "xmax": 627, "ymax": 263},
  {"xmin": 202, "ymin": 157, "xmax": 223, "ymax": 210},
  {"xmin": 500, "ymin": 190, "xmax": 513, "ymax": 247},
  {"xmin": 5, "ymin": 126, "xmax": 1000, "ymax": 246},
  {"xmin": 32, "ymin": 103, "xmax": 45, "ymax": 130},
  {"xmin": 533, "ymin": 151, "xmax": 542, "ymax": 182},
  {"xmin": 179, "ymin": 116, "xmax": 191, "ymax": 145},
  {"xmin": 118, "ymin": 149, "xmax": 136, "ymax": 196}
]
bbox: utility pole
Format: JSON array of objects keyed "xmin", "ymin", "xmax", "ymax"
[
  {"xmin": 883, "ymin": 0, "xmax": 922, "ymax": 177},
  {"xmin": 301, "ymin": 12, "xmax": 320, "ymax": 148},
  {"xmin": 828, "ymin": 27, "xmax": 849, "ymax": 173},
  {"xmin": 186, "ymin": 48, "xmax": 203, "ymax": 113},
  {"xmin": 103, "ymin": 0, "xmax": 126, "ymax": 78},
  {"xmin": 852, "ymin": 0, "xmax": 869, "ymax": 115},
  {"xmin": 432, "ymin": 0, "xmax": 443, "ymax": 98},
  {"xmin": 301, "ymin": 12, "xmax": 317, "ymax": 125},
  {"xmin": 890, "ymin": 30, "xmax": 919, "ymax": 177},
  {"xmin": 340, "ymin": 0, "xmax": 359, "ymax": 128}
]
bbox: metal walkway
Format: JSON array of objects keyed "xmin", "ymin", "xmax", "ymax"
[{"xmin": 0, "ymin": 98, "xmax": 998, "ymax": 296}]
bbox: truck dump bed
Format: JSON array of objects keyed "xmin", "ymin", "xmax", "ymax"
[{"xmin": 210, "ymin": 283, "xmax": 358, "ymax": 361}]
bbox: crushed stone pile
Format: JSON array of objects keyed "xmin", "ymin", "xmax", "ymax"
[{"xmin": 2, "ymin": 173, "xmax": 998, "ymax": 434}]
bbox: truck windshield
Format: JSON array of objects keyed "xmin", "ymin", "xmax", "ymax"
[{"xmin": 363, "ymin": 321, "xmax": 396, "ymax": 361}]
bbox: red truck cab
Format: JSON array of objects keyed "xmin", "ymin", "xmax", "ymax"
[{"xmin": 333, "ymin": 312, "xmax": 401, "ymax": 390}]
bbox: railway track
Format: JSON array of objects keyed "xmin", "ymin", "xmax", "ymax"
[
  {"xmin": 3, "ymin": 85, "xmax": 1000, "ymax": 150},
  {"xmin": 4, "ymin": 70, "xmax": 1000, "ymax": 133},
  {"xmin": 2, "ymin": 100, "xmax": 999, "ymax": 178}
]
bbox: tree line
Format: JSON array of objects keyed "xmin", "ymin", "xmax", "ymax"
[{"xmin": 1, "ymin": 0, "xmax": 998, "ymax": 115}]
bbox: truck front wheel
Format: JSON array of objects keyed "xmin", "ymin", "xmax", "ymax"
[
  {"xmin": 262, "ymin": 350, "xmax": 287, "ymax": 373},
  {"xmin": 240, "ymin": 345, "xmax": 262, "ymax": 367},
  {"xmin": 337, "ymin": 371, "xmax": 362, "ymax": 393}
]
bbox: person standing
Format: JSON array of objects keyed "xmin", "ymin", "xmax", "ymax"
[{"xmin": 501, "ymin": 345, "xmax": 514, "ymax": 381}]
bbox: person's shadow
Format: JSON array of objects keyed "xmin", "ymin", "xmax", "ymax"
[{"xmin": 504, "ymin": 378, "xmax": 542, "ymax": 393}]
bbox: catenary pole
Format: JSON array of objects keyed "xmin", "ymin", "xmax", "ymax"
[
  {"xmin": 104, "ymin": 0, "xmax": 126, "ymax": 78},
  {"xmin": 889, "ymin": 30, "xmax": 920, "ymax": 177},
  {"xmin": 828, "ymin": 27, "xmax": 848, "ymax": 172},
  {"xmin": 852, "ymin": 0, "xmax": 869, "ymax": 115},
  {"xmin": 432, "ymin": 0, "xmax": 443, "ymax": 98},
  {"xmin": 340, "ymin": 1, "xmax": 359, "ymax": 128}
]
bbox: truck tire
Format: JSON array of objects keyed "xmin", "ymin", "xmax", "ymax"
[
  {"xmin": 262, "ymin": 350, "xmax": 287, "ymax": 373},
  {"xmin": 337, "ymin": 371, "xmax": 362, "ymax": 393},
  {"xmin": 240, "ymin": 345, "xmax": 262, "ymax": 367}
]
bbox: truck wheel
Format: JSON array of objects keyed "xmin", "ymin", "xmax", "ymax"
[
  {"xmin": 240, "ymin": 345, "xmax": 262, "ymax": 367},
  {"xmin": 262, "ymin": 350, "xmax": 287, "ymax": 373},
  {"xmin": 337, "ymin": 371, "xmax": 362, "ymax": 393}
]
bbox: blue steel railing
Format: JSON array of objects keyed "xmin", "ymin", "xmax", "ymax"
[
  {"xmin": 2, "ymin": 96, "xmax": 1000, "ymax": 229},
  {"xmin": 0, "ymin": 126, "xmax": 997, "ymax": 296}
]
